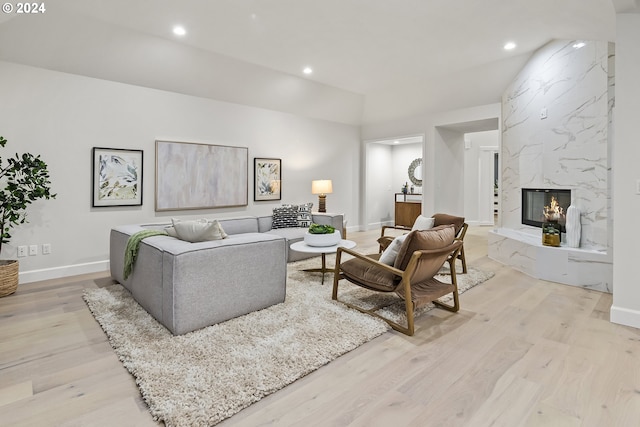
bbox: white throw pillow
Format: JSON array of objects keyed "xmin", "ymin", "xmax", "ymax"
[
  {"xmin": 379, "ymin": 233, "xmax": 409, "ymax": 266},
  {"xmin": 167, "ymin": 218, "xmax": 227, "ymax": 242},
  {"xmin": 212, "ymin": 220, "xmax": 228, "ymax": 239},
  {"xmin": 411, "ymin": 215, "xmax": 435, "ymax": 231}
]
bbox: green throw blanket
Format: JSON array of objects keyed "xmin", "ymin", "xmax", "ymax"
[{"xmin": 124, "ymin": 229, "xmax": 167, "ymax": 280}]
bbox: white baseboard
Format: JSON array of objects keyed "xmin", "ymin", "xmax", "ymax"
[
  {"xmin": 18, "ymin": 260, "xmax": 110, "ymax": 284},
  {"xmin": 610, "ymin": 305, "xmax": 640, "ymax": 330},
  {"xmin": 466, "ymin": 220, "xmax": 496, "ymax": 227}
]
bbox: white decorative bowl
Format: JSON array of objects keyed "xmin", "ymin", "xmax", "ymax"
[{"xmin": 304, "ymin": 230, "xmax": 342, "ymax": 247}]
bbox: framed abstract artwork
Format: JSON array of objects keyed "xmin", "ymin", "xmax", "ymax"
[
  {"xmin": 254, "ymin": 158, "xmax": 281, "ymax": 201},
  {"xmin": 155, "ymin": 140, "xmax": 248, "ymax": 211},
  {"xmin": 92, "ymin": 147, "xmax": 143, "ymax": 207}
]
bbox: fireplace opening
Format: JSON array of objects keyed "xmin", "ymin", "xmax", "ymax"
[{"xmin": 521, "ymin": 188, "xmax": 571, "ymax": 232}]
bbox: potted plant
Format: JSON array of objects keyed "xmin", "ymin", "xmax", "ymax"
[
  {"xmin": 0, "ymin": 135, "xmax": 55, "ymax": 297},
  {"xmin": 304, "ymin": 223, "xmax": 341, "ymax": 247}
]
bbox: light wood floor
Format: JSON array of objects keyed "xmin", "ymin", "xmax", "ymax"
[{"xmin": 1, "ymin": 227, "xmax": 639, "ymax": 426}]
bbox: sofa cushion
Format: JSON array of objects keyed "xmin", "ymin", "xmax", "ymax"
[
  {"xmin": 217, "ymin": 216, "xmax": 259, "ymax": 235},
  {"xmin": 341, "ymin": 253, "xmax": 399, "ymax": 292},
  {"xmin": 267, "ymin": 227, "xmax": 307, "ymax": 242},
  {"xmin": 166, "ymin": 218, "xmax": 227, "ymax": 242},
  {"xmin": 272, "ymin": 205, "xmax": 299, "ymax": 229},
  {"xmin": 394, "ymin": 225, "xmax": 455, "ymax": 271}
]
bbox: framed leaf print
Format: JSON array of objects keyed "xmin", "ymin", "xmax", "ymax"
[
  {"xmin": 92, "ymin": 147, "xmax": 143, "ymax": 207},
  {"xmin": 254, "ymin": 158, "xmax": 281, "ymax": 201}
]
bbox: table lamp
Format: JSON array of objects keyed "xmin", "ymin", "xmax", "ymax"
[{"xmin": 311, "ymin": 180, "xmax": 333, "ymax": 213}]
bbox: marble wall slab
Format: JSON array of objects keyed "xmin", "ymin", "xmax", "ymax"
[{"xmin": 501, "ymin": 40, "xmax": 612, "ymax": 250}]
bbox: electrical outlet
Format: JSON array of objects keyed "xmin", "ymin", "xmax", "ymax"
[
  {"xmin": 29, "ymin": 245, "xmax": 38, "ymax": 256},
  {"xmin": 17, "ymin": 246, "xmax": 27, "ymax": 257},
  {"xmin": 540, "ymin": 107, "xmax": 548, "ymax": 119},
  {"xmin": 42, "ymin": 243, "xmax": 51, "ymax": 255}
]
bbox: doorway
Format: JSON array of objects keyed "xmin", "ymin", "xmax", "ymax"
[
  {"xmin": 363, "ymin": 135, "xmax": 424, "ymax": 230},
  {"xmin": 433, "ymin": 118, "xmax": 500, "ymax": 225}
]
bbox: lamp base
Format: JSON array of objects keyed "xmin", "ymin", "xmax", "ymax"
[{"xmin": 318, "ymin": 195, "xmax": 327, "ymax": 213}]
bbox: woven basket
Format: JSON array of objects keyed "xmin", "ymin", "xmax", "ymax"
[{"xmin": 0, "ymin": 260, "xmax": 19, "ymax": 297}]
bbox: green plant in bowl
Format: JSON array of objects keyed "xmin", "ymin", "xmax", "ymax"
[{"xmin": 308, "ymin": 223, "xmax": 336, "ymax": 234}]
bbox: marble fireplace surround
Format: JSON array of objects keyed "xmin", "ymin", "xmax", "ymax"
[{"xmin": 488, "ymin": 39, "xmax": 614, "ymax": 293}]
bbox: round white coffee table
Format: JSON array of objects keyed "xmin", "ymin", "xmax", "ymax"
[{"xmin": 290, "ymin": 240, "xmax": 356, "ymax": 285}]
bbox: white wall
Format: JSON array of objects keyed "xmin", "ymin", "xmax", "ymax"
[
  {"xmin": 611, "ymin": 12, "xmax": 640, "ymax": 328},
  {"xmin": 0, "ymin": 61, "xmax": 362, "ymax": 282},
  {"xmin": 392, "ymin": 143, "xmax": 422, "ymax": 194},
  {"xmin": 365, "ymin": 143, "xmax": 393, "ymax": 228},
  {"xmin": 433, "ymin": 127, "xmax": 465, "ymax": 215}
]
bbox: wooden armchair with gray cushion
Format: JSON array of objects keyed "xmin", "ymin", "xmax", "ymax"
[
  {"xmin": 378, "ymin": 213, "xmax": 468, "ymax": 274},
  {"xmin": 332, "ymin": 225, "xmax": 463, "ymax": 336}
]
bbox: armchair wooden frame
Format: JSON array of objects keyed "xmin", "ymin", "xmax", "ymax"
[
  {"xmin": 332, "ymin": 240, "xmax": 463, "ymax": 336},
  {"xmin": 451, "ymin": 223, "xmax": 468, "ymax": 274}
]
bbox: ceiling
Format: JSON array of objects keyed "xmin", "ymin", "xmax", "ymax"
[{"xmin": 0, "ymin": 0, "xmax": 618, "ymax": 124}]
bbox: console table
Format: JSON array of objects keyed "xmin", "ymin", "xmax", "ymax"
[{"xmin": 394, "ymin": 193, "xmax": 422, "ymax": 227}]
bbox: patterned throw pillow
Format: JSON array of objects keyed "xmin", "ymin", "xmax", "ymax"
[
  {"xmin": 296, "ymin": 202, "xmax": 313, "ymax": 227},
  {"xmin": 272, "ymin": 205, "xmax": 299, "ymax": 229}
]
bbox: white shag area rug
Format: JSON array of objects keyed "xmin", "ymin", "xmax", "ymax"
[{"xmin": 83, "ymin": 255, "xmax": 493, "ymax": 427}]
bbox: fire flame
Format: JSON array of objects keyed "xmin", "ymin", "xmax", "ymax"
[{"xmin": 543, "ymin": 196, "xmax": 565, "ymax": 221}]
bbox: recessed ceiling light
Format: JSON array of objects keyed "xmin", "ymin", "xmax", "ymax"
[
  {"xmin": 173, "ymin": 26, "xmax": 186, "ymax": 36},
  {"xmin": 394, "ymin": 140, "xmax": 399, "ymax": 144},
  {"xmin": 303, "ymin": 67, "xmax": 313, "ymax": 75},
  {"xmin": 504, "ymin": 42, "xmax": 516, "ymax": 51},
  {"xmin": 573, "ymin": 42, "xmax": 586, "ymax": 49}
]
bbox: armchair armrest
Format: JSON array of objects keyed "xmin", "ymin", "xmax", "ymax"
[
  {"xmin": 380, "ymin": 224, "xmax": 411, "ymax": 238},
  {"xmin": 379, "ymin": 225, "xmax": 411, "ymax": 253},
  {"xmin": 455, "ymin": 223, "xmax": 469, "ymax": 241}
]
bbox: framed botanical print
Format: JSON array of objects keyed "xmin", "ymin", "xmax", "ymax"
[
  {"xmin": 92, "ymin": 147, "xmax": 143, "ymax": 207},
  {"xmin": 254, "ymin": 158, "xmax": 281, "ymax": 201}
]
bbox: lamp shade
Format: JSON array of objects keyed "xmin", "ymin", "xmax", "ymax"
[{"xmin": 311, "ymin": 180, "xmax": 333, "ymax": 195}]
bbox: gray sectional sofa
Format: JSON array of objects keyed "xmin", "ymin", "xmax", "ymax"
[{"xmin": 109, "ymin": 213, "xmax": 343, "ymax": 335}]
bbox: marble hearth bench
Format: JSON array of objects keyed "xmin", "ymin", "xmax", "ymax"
[{"xmin": 488, "ymin": 228, "xmax": 612, "ymax": 293}]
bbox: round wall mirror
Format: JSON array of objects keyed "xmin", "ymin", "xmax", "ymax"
[{"xmin": 408, "ymin": 158, "xmax": 422, "ymax": 187}]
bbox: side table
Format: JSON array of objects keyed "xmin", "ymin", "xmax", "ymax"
[{"xmin": 290, "ymin": 240, "xmax": 356, "ymax": 285}]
